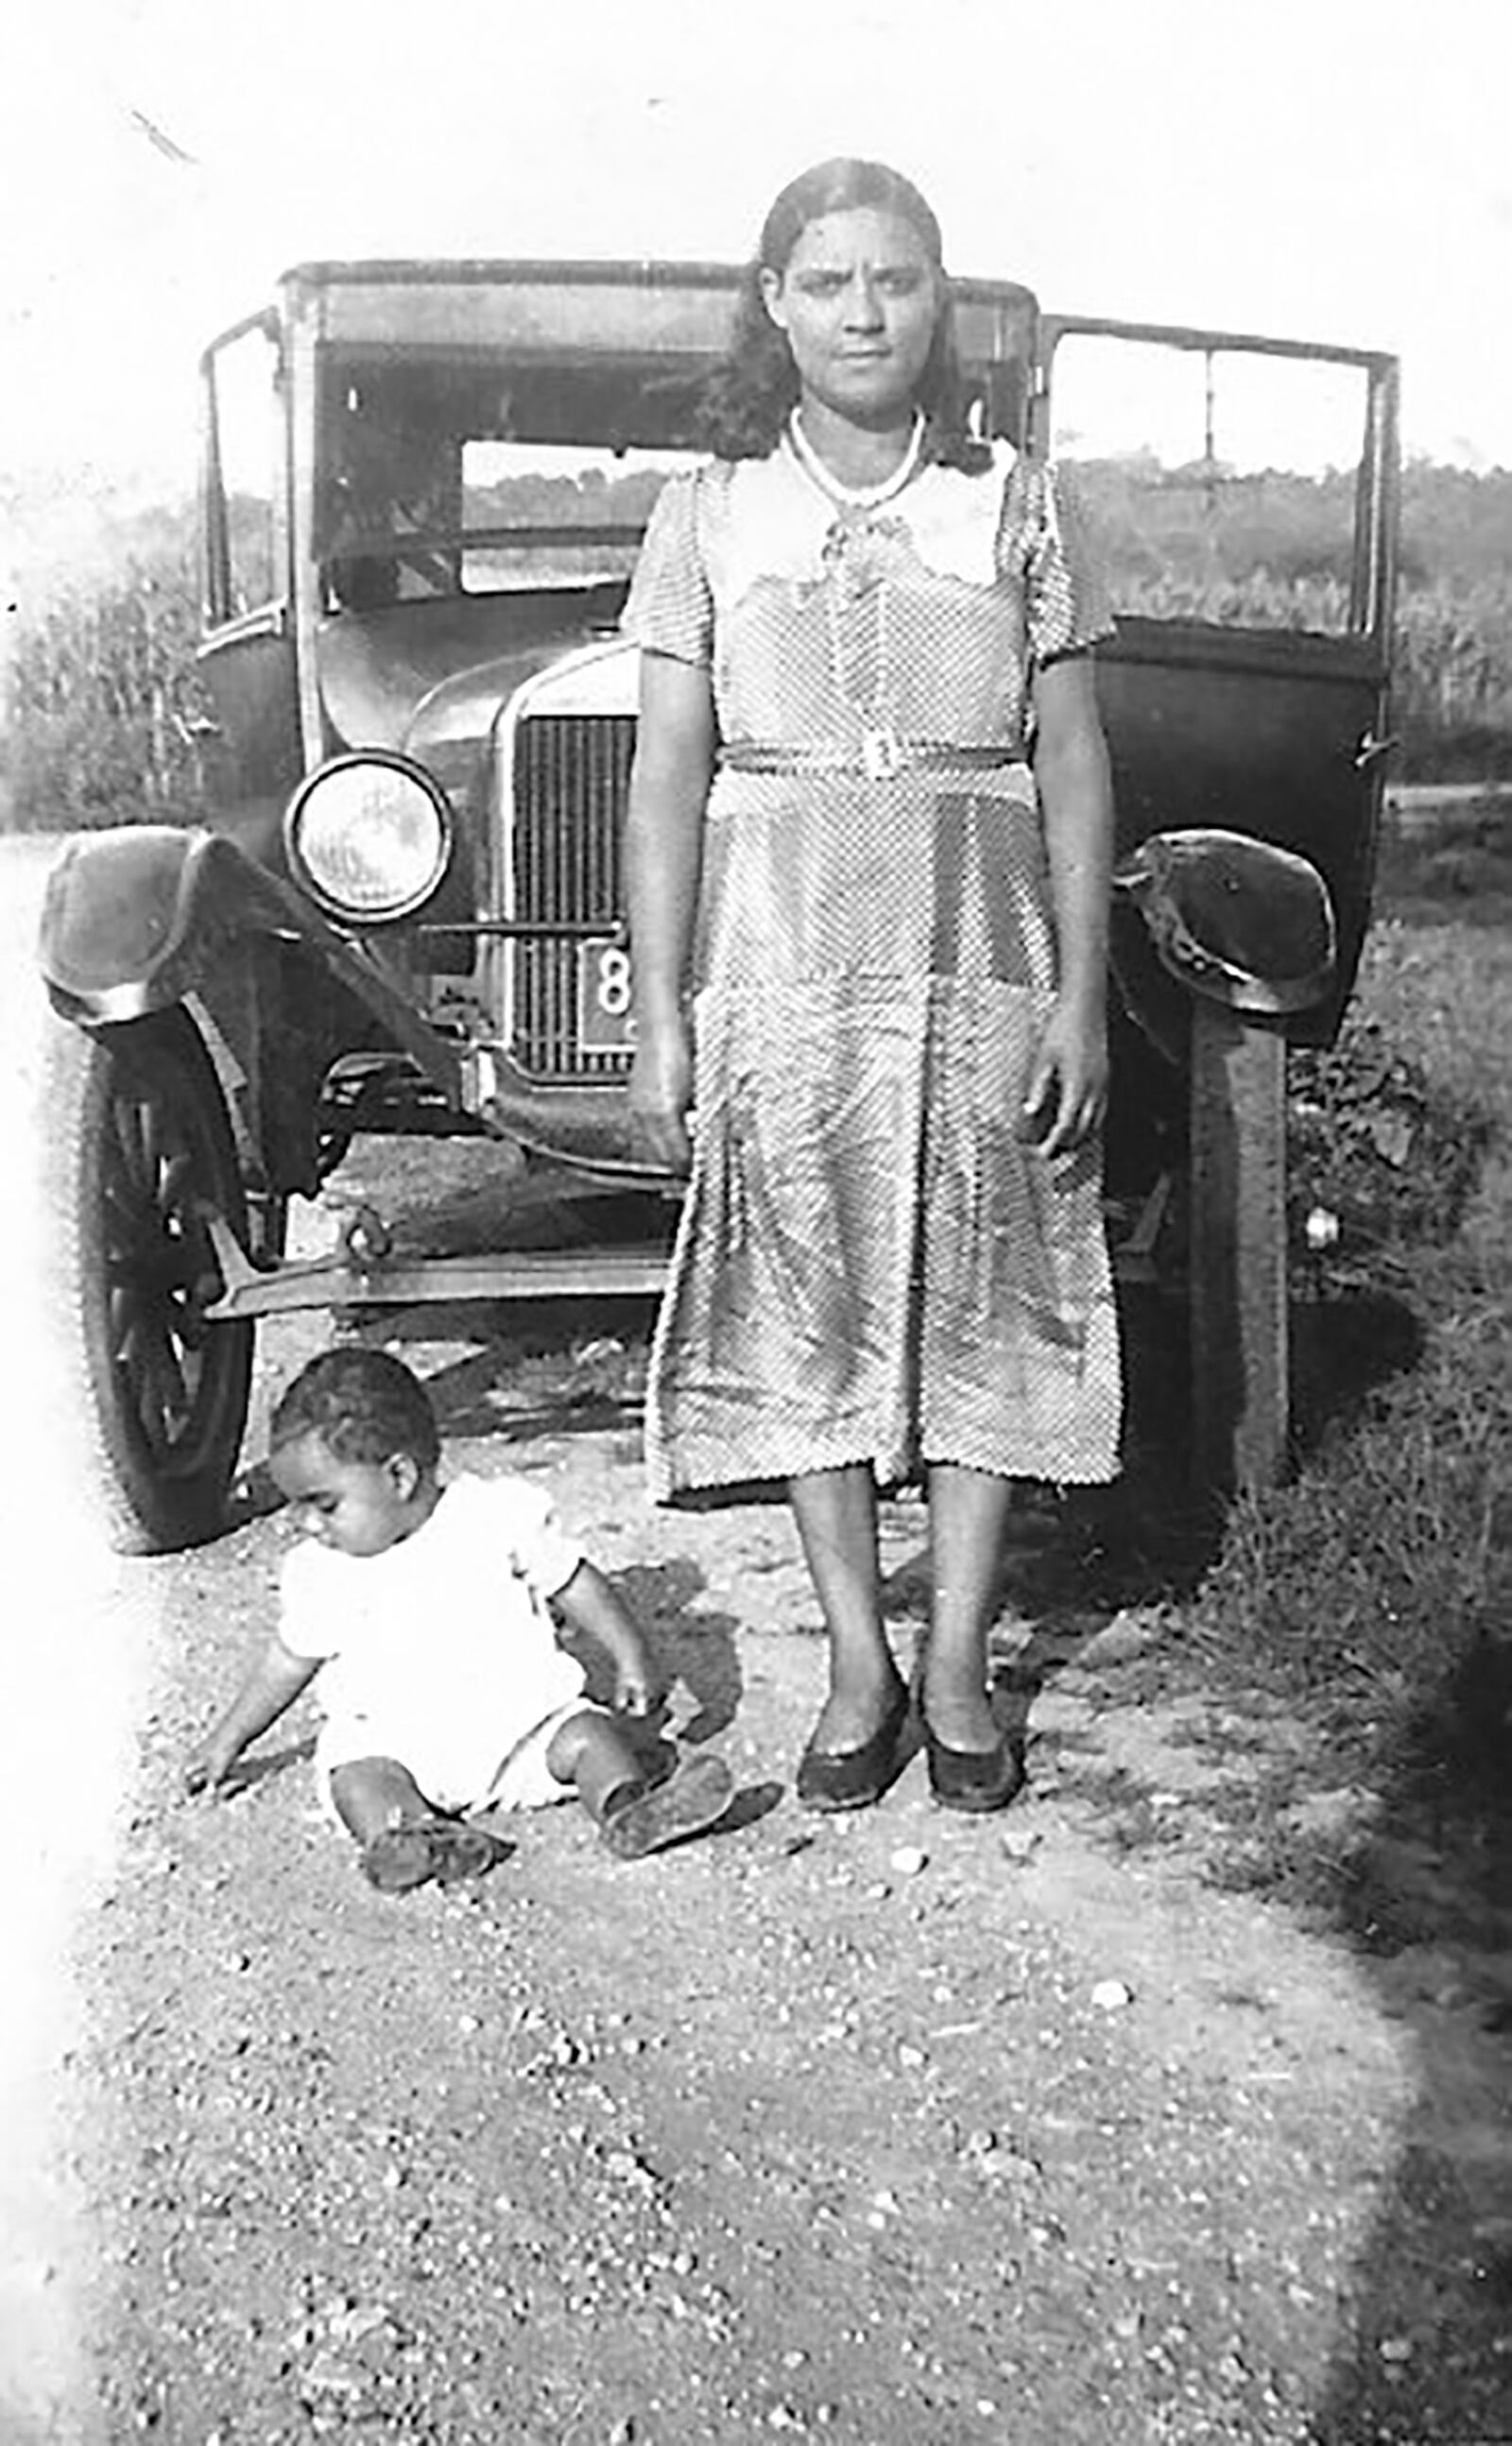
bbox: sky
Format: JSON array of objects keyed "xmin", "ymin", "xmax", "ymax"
[{"xmin": 1, "ymin": 0, "xmax": 1508, "ymax": 520}]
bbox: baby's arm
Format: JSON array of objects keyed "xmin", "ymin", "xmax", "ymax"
[
  {"xmin": 184, "ymin": 1633, "xmax": 320, "ymax": 1795},
  {"xmin": 554, "ymin": 1560, "xmax": 664, "ymax": 1716}
]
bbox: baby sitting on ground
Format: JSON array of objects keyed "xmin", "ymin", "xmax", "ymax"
[{"xmin": 185, "ymin": 1346, "xmax": 732, "ymax": 1891}]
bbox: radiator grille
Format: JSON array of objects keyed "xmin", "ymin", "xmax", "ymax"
[{"xmin": 511, "ymin": 713, "xmax": 636, "ymax": 1077}]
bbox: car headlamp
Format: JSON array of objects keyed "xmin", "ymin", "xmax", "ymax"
[{"xmin": 284, "ymin": 753, "xmax": 452, "ymax": 924}]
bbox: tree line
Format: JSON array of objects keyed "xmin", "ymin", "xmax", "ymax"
[{"xmin": 3, "ymin": 458, "xmax": 1509, "ymax": 830}]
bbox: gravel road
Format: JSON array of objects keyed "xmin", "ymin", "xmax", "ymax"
[
  {"xmin": 0, "ymin": 838, "xmax": 160, "ymax": 2437},
  {"xmin": 76, "ymin": 1418, "xmax": 1423, "ymax": 2446},
  {"xmin": 5, "ymin": 836, "xmax": 1510, "ymax": 2446}
]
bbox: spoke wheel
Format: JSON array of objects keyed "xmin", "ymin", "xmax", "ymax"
[{"xmin": 43, "ymin": 1010, "xmax": 254, "ymax": 1552}]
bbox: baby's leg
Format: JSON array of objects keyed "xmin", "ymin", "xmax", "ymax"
[
  {"xmin": 329, "ymin": 1755, "xmax": 436, "ymax": 1845},
  {"xmin": 545, "ymin": 1711, "xmax": 732, "ymax": 1859},
  {"xmin": 543, "ymin": 1712, "xmax": 645, "ymax": 1823}
]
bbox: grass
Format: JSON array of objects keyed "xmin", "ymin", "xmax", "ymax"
[
  {"xmin": 1131, "ymin": 810, "xmax": 1512, "ymax": 1943},
  {"xmin": 0, "ymin": 555, "xmax": 214, "ymax": 829}
]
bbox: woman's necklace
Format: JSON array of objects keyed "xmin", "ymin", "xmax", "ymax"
[
  {"xmin": 787, "ymin": 408, "xmax": 926, "ymax": 511},
  {"xmin": 783, "ymin": 412, "xmax": 927, "ymax": 781}
]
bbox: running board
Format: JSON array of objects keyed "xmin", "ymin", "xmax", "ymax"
[
  {"xmin": 199, "ymin": 1212, "xmax": 670, "ymax": 1320},
  {"xmin": 200, "ymin": 1168, "xmax": 1177, "ymax": 1323}
]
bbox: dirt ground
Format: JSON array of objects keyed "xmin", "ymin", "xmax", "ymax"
[{"xmin": 52, "ymin": 1179, "xmax": 1512, "ymax": 2446}]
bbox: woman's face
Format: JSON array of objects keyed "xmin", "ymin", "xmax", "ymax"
[{"xmin": 761, "ymin": 206, "xmax": 941, "ymax": 429}]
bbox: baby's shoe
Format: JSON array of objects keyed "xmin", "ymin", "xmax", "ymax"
[
  {"xmin": 363, "ymin": 1817, "xmax": 511, "ymax": 1893},
  {"xmin": 600, "ymin": 1752, "xmax": 734, "ymax": 1861}
]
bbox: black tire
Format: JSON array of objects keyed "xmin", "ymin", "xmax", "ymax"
[{"xmin": 42, "ymin": 1009, "xmax": 255, "ymax": 1553}]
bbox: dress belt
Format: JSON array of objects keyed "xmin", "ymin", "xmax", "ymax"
[{"xmin": 719, "ymin": 732, "xmax": 1027, "ymax": 783}]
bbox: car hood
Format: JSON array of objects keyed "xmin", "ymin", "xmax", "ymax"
[{"xmin": 314, "ymin": 588, "xmax": 638, "ymax": 764}]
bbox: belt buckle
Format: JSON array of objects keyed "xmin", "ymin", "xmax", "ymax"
[{"xmin": 862, "ymin": 724, "xmax": 902, "ymax": 783}]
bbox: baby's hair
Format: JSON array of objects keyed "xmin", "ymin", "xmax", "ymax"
[{"xmin": 269, "ymin": 1347, "xmax": 441, "ymax": 1473}]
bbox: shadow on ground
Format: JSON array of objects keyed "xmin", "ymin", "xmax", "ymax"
[
  {"xmin": 954, "ymin": 1273, "xmax": 1512, "ymax": 2440},
  {"xmin": 1303, "ymin": 1632, "xmax": 1512, "ymax": 2442},
  {"xmin": 575, "ymin": 1556, "xmax": 746, "ymax": 1748},
  {"xmin": 243, "ymin": 1197, "xmax": 1512, "ymax": 2437},
  {"xmin": 1111, "ymin": 1279, "xmax": 1511, "ymax": 2443},
  {"xmin": 1289, "ymin": 1286, "xmax": 1426, "ymax": 1464}
]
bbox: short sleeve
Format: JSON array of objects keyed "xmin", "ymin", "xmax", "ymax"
[
  {"xmin": 620, "ymin": 468, "xmax": 714, "ymax": 667},
  {"xmin": 1004, "ymin": 458, "xmax": 1114, "ymax": 669},
  {"xmin": 478, "ymin": 1474, "xmax": 585, "ymax": 1602}
]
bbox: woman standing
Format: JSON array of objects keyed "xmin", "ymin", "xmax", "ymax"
[{"xmin": 622, "ymin": 158, "xmax": 1121, "ymax": 1815}]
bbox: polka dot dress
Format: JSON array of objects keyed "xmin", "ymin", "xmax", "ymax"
[{"xmin": 622, "ymin": 438, "xmax": 1123, "ymax": 1500}]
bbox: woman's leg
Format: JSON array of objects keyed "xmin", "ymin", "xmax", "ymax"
[
  {"xmin": 789, "ymin": 1465, "xmax": 905, "ymax": 1752},
  {"xmin": 920, "ymin": 1463, "xmax": 1016, "ymax": 1751}
]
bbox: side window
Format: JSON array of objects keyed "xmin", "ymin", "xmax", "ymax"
[
  {"xmin": 1048, "ymin": 335, "xmax": 1372, "ymax": 636},
  {"xmin": 204, "ymin": 321, "xmax": 284, "ymax": 623}
]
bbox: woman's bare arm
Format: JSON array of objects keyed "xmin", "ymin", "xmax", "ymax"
[
  {"xmin": 1023, "ymin": 652, "xmax": 1116, "ymax": 1157},
  {"xmin": 622, "ymin": 649, "xmax": 716, "ymax": 1174}
]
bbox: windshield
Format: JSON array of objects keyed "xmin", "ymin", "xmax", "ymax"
[{"xmin": 316, "ymin": 352, "xmax": 706, "ymax": 604}]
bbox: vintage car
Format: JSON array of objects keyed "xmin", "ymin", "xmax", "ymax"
[{"xmin": 37, "ymin": 257, "xmax": 1399, "ymax": 1550}]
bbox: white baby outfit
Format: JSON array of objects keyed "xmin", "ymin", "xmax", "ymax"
[{"xmin": 279, "ymin": 1471, "xmax": 593, "ymax": 1813}]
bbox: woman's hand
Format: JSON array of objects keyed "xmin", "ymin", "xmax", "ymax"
[
  {"xmin": 622, "ymin": 649, "xmax": 714, "ymax": 1179},
  {"xmin": 627, "ymin": 1016, "xmax": 695, "ymax": 1178},
  {"xmin": 1022, "ymin": 990, "xmax": 1108, "ymax": 1160}
]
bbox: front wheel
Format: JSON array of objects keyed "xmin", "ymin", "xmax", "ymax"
[{"xmin": 43, "ymin": 1009, "xmax": 255, "ymax": 1552}]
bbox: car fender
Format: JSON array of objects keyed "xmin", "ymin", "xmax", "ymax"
[
  {"xmin": 1110, "ymin": 827, "xmax": 1337, "ymax": 1065},
  {"xmin": 37, "ymin": 823, "xmax": 459, "ymax": 1096},
  {"xmin": 41, "ymin": 825, "xmax": 280, "ymax": 1024}
]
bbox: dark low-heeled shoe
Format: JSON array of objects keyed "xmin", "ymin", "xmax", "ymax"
[
  {"xmin": 923, "ymin": 1726, "xmax": 1024, "ymax": 1815},
  {"xmin": 796, "ymin": 1683, "xmax": 911, "ymax": 1813}
]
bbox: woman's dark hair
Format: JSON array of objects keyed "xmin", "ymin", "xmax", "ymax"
[
  {"xmin": 270, "ymin": 1347, "xmax": 441, "ymax": 1473},
  {"xmin": 700, "ymin": 157, "xmax": 991, "ymax": 474}
]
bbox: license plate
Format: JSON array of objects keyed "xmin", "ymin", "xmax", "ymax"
[{"xmin": 576, "ymin": 938, "xmax": 635, "ymax": 1052}]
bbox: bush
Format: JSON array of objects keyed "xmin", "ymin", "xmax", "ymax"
[
  {"xmin": 1, "ymin": 553, "xmax": 214, "ymax": 830},
  {"xmin": 1189, "ymin": 924, "xmax": 1512, "ymax": 1859},
  {"xmin": 1287, "ymin": 1008, "xmax": 1492, "ymax": 1267},
  {"xmin": 1394, "ymin": 585, "xmax": 1512, "ymax": 780}
]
